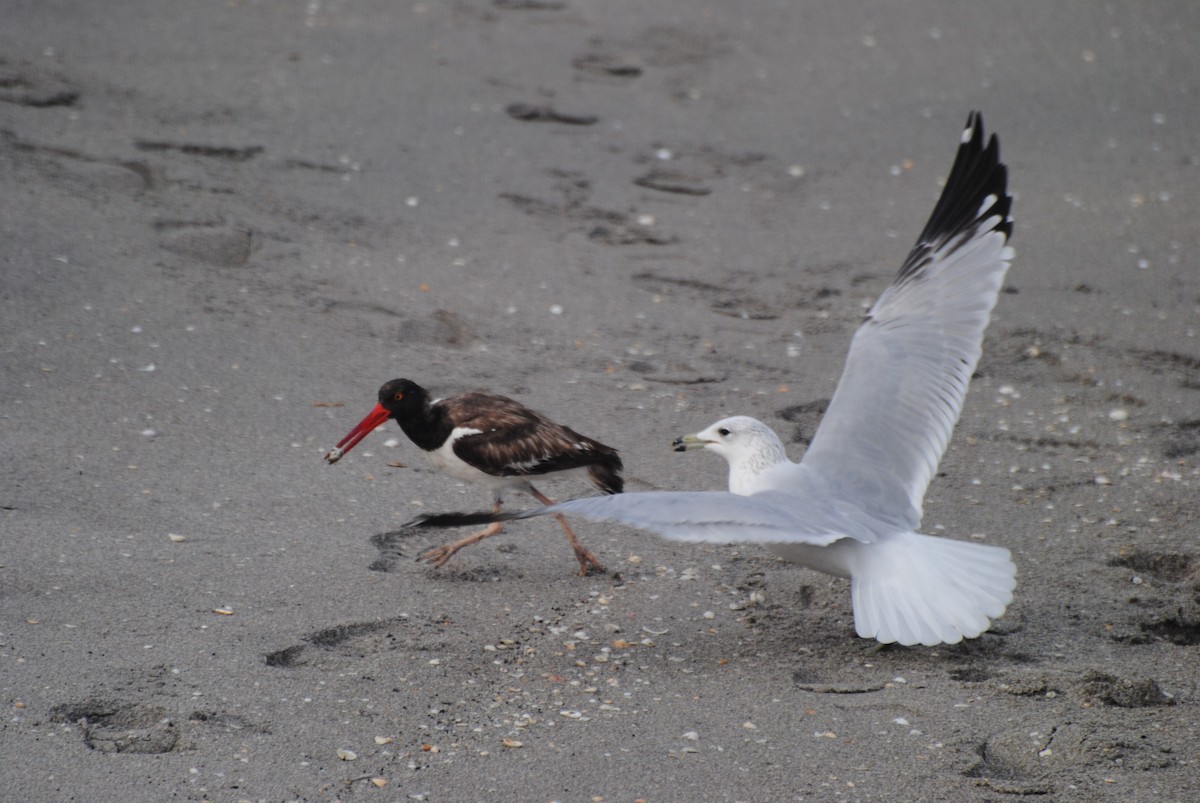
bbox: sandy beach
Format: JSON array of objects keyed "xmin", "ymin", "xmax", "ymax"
[{"xmin": 2, "ymin": 2, "xmax": 1198, "ymax": 800}]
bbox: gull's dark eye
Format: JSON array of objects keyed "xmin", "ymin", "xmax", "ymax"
[
  {"xmin": 718, "ymin": 427, "xmax": 730, "ymax": 436},
  {"xmin": 393, "ymin": 392, "xmax": 405, "ymax": 401}
]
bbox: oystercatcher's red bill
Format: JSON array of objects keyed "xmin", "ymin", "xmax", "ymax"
[{"xmin": 324, "ymin": 403, "xmax": 390, "ymax": 464}]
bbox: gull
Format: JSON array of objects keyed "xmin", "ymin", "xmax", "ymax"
[
  {"xmin": 409, "ymin": 112, "xmax": 1016, "ymax": 645},
  {"xmin": 325, "ymin": 378, "xmax": 620, "ymax": 575}
]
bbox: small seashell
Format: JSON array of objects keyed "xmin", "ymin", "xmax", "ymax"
[{"xmin": 337, "ymin": 748, "xmax": 357, "ymax": 761}]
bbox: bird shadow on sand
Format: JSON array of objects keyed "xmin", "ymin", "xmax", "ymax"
[
  {"xmin": 367, "ymin": 528, "xmax": 423, "ymax": 573},
  {"xmin": 367, "ymin": 528, "xmax": 539, "ymax": 582}
]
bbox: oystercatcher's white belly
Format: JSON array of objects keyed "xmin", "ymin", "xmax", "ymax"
[{"xmin": 426, "ymin": 427, "xmax": 526, "ymax": 492}]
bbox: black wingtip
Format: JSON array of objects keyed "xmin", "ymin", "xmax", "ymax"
[
  {"xmin": 894, "ymin": 111, "xmax": 1011, "ymax": 282},
  {"xmin": 404, "ymin": 511, "xmax": 519, "ymax": 529}
]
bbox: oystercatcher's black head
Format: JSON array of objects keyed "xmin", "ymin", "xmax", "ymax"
[
  {"xmin": 325, "ymin": 378, "xmax": 432, "ymax": 464},
  {"xmin": 376, "ymin": 378, "xmax": 430, "ymax": 419}
]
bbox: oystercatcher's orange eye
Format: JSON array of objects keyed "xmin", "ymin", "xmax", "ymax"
[{"xmin": 393, "ymin": 392, "xmax": 405, "ymax": 401}]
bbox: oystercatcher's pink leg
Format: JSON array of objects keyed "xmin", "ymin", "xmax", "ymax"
[
  {"xmin": 417, "ymin": 501, "xmax": 506, "ymax": 568},
  {"xmin": 529, "ymin": 487, "xmax": 606, "ymax": 576}
]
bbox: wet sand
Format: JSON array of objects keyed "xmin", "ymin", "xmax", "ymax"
[{"xmin": 2, "ymin": 2, "xmax": 1198, "ymax": 800}]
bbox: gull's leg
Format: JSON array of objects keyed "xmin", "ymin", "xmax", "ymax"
[
  {"xmin": 418, "ymin": 499, "xmax": 505, "ymax": 568},
  {"xmin": 529, "ymin": 486, "xmax": 606, "ymax": 576}
]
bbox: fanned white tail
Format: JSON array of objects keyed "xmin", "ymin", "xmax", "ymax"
[{"xmin": 849, "ymin": 531, "xmax": 1015, "ymax": 646}]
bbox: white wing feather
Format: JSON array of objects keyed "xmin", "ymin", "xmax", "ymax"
[
  {"xmin": 535, "ymin": 490, "xmax": 889, "ymax": 547},
  {"xmin": 800, "ymin": 115, "xmax": 1013, "ymax": 519}
]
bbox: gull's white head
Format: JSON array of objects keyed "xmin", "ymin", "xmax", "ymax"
[{"xmin": 673, "ymin": 416, "xmax": 791, "ymax": 494}]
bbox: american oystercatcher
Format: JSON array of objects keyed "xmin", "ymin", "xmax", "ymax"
[
  {"xmin": 407, "ymin": 113, "xmax": 1018, "ymax": 645},
  {"xmin": 325, "ymin": 378, "xmax": 621, "ymax": 575}
]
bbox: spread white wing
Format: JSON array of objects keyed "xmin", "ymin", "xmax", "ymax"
[
  {"xmin": 800, "ymin": 112, "xmax": 1013, "ymax": 522},
  {"xmin": 522, "ymin": 487, "xmax": 896, "ymax": 546}
]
